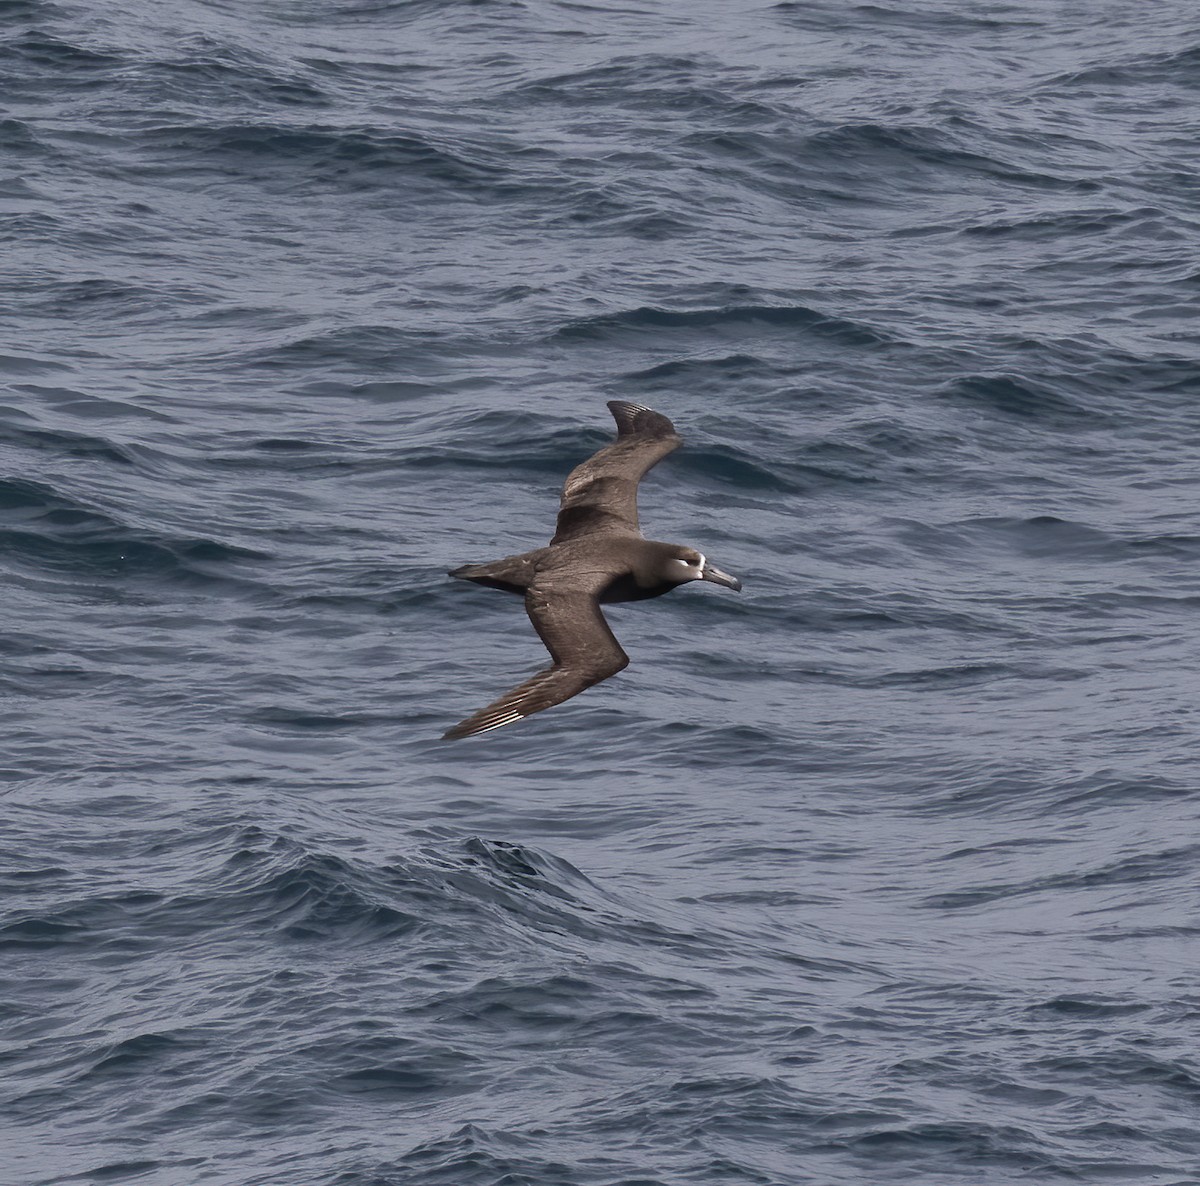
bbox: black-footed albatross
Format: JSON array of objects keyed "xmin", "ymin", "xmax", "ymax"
[{"xmin": 443, "ymin": 401, "xmax": 741, "ymax": 739}]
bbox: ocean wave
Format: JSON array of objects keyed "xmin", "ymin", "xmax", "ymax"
[
  {"xmin": 284, "ymin": 0, "xmax": 528, "ymax": 26},
  {"xmin": 14, "ymin": 277, "xmax": 209, "ymax": 324},
  {"xmin": 1045, "ymin": 43, "xmax": 1200, "ymax": 91},
  {"xmin": 0, "ymin": 478, "xmax": 270, "ymax": 582},
  {"xmin": 554, "ymin": 304, "xmax": 889, "ymax": 347},
  {"xmin": 130, "ymin": 120, "xmax": 511, "ymax": 192},
  {"xmin": 0, "ymin": 115, "xmax": 44, "ymax": 154},
  {"xmin": 512, "ymin": 53, "xmax": 785, "ymax": 122},
  {"xmin": 774, "ymin": 2, "xmax": 1041, "ymax": 33},
  {"xmin": 3, "ymin": 383, "xmax": 171, "ymax": 423},
  {"xmin": 130, "ymin": 41, "xmax": 331, "ymax": 110},
  {"xmin": 620, "ymin": 353, "xmax": 782, "ymax": 385},
  {"xmin": 236, "ymin": 324, "xmax": 457, "ymax": 373},
  {"xmin": 0, "ymin": 30, "xmax": 124, "ymax": 74},
  {"xmin": 0, "ymin": 420, "xmax": 139, "ymax": 465},
  {"xmin": 936, "ymin": 373, "xmax": 1105, "ymax": 424},
  {"xmin": 804, "ymin": 122, "xmax": 1100, "ymax": 193},
  {"xmin": 960, "ymin": 204, "xmax": 1166, "ymax": 241}
]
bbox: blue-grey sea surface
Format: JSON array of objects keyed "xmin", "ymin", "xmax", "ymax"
[{"xmin": 4, "ymin": 1, "xmax": 1200, "ymax": 1183}]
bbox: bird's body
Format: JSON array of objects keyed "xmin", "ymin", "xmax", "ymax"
[{"xmin": 444, "ymin": 402, "xmax": 741, "ymax": 739}]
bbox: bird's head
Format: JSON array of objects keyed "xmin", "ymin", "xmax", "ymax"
[{"xmin": 664, "ymin": 546, "xmax": 742, "ymax": 592}]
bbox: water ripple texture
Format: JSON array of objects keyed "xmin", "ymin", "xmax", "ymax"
[{"xmin": 3, "ymin": 1, "xmax": 1199, "ymax": 1184}]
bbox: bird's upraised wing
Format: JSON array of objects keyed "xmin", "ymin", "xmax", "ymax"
[{"xmin": 551, "ymin": 401, "xmax": 680, "ymax": 544}]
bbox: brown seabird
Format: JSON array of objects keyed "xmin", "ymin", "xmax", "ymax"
[{"xmin": 443, "ymin": 401, "xmax": 742, "ymax": 739}]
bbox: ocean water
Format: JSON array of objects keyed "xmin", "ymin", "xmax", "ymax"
[{"xmin": 4, "ymin": 0, "xmax": 1200, "ymax": 1182}]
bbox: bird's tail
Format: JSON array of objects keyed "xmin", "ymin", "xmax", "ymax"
[{"xmin": 448, "ymin": 549, "xmax": 546, "ymax": 595}]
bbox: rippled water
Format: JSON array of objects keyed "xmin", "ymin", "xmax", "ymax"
[{"xmin": 5, "ymin": 1, "xmax": 1200, "ymax": 1183}]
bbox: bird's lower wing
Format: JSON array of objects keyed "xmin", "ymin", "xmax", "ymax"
[{"xmin": 443, "ymin": 583, "xmax": 629, "ymax": 740}]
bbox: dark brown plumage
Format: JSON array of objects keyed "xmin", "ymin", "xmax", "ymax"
[{"xmin": 444, "ymin": 402, "xmax": 741, "ymax": 739}]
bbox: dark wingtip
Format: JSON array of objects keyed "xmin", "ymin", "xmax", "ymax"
[
  {"xmin": 442, "ymin": 715, "xmax": 517, "ymax": 741},
  {"xmin": 442, "ymin": 717, "xmax": 476, "ymax": 740},
  {"xmin": 606, "ymin": 401, "xmax": 677, "ymax": 440}
]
